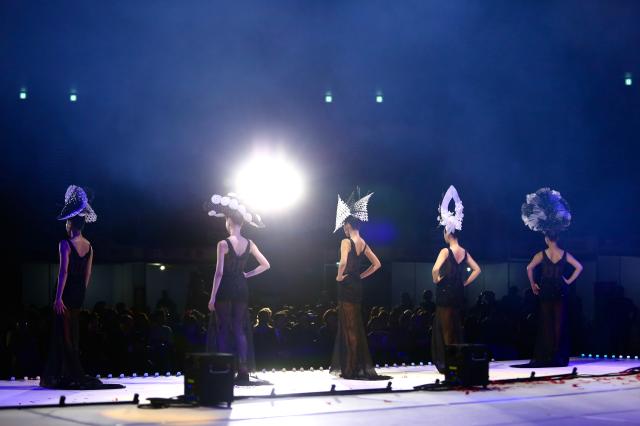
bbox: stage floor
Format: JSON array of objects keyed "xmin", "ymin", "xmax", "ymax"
[{"xmin": 1, "ymin": 358, "xmax": 639, "ymax": 425}]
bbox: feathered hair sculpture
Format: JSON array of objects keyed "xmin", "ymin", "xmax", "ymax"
[{"xmin": 521, "ymin": 188, "xmax": 571, "ymax": 234}]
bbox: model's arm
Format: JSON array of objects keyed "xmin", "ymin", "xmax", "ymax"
[
  {"xmin": 432, "ymin": 248, "xmax": 449, "ymax": 284},
  {"xmin": 54, "ymin": 241, "xmax": 71, "ymax": 315},
  {"xmin": 360, "ymin": 245, "xmax": 382, "ymax": 280},
  {"xmin": 336, "ymin": 239, "xmax": 351, "ymax": 282},
  {"xmin": 526, "ymin": 252, "xmax": 543, "ymax": 295},
  {"xmin": 84, "ymin": 246, "xmax": 94, "ymax": 288},
  {"xmin": 464, "ymin": 253, "xmax": 481, "ymax": 286},
  {"xmin": 244, "ymin": 242, "xmax": 270, "ymax": 278},
  {"xmin": 208, "ymin": 241, "xmax": 228, "ymax": 312},
  {"xmin": 564, "ymin": 252, "xmax": 583, "ymax": 285}
]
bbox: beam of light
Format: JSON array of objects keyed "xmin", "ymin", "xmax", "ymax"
[
  {"xmin": 70, "ymin": 93, "xmax": 78, "ymax": 102},
  {"xmin": 624, "ymin": 72, "xmax": 632, "ymax": 86},
  {"xmin": 19, "ymin": 89, "xmax": 27, "ymax": 100},
  {"xmin": 234, "ymin": 150, "xmax": 305, "ymax": 214},
  {"xmin": 325, "ymin": 91, "xmax": 333, "ymax": 103}
]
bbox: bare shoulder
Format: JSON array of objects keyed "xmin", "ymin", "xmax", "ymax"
[
  {"xmin": 439, "ymin": 248, "xmax": 449, "ymax": 256},
  {"xmin": 217, "ymin": 240, "xmax": 229, "ymax": 251},
  {"xmin": 59, "ymin": 240, "xmax": 70, "ymax": 251}
]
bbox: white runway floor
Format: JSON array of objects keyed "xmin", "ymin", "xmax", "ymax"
[{"xmin": 1, "ymin": 358, "xmax": 639, "ymax": 425}]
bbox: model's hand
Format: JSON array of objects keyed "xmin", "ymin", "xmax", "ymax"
[
  {"xmin": 243, "ymin": 272, "xmax": 249, "ymax": 279},
  {"xmin": 563, "ymin": 277, "xmax": 570, "ymax": 285},
  {"xmin": 53, "ymin": 298, "xmax": 67, "ymax": 315},
  {"xmin": 208, "ymin": 299, "xmax": 216, "ymax": 312},
  {"xmin": 531, "ymin": 283, "xmax": 541, "ymax": 296},
  {"xmin": 336, "ymin": 274, "xmax": 348, "ymax": 282}
]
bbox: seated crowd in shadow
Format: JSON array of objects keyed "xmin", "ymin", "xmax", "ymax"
[{"xmin": 1, "ymin": 285, "xmax": 638, "ymax": 378}]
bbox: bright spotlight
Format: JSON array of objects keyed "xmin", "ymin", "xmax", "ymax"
[
  {"xmin": 70, "ymin": 93, "xmax": 78, "ymax": 102},
  {"xmin": 234, "ymin": 151, "xmax": 305, "ymax": 213},
  {"xmin": 19, "ymin": 89, "xmax": 27, "ymax": 100},
  {"xmin": 375, "ymin": 92, "xmax": 384, "ymax": 103},
  {"xmin": 325, "ymin": 92, "xmax": 333, "ymax": 103},
  {"xmin": 159, "ymin": 265, "xmax": 166, "ymax": 271},
  {"xmin": 624, "ymin": 72, "xmax": 632, "ymax": 86}
]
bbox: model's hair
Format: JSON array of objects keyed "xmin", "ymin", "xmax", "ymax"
[
  {"xmin": 344, "ymin": 216, "xmax": 362, "ymax": 230},
  {"xmin": 227, "ymin": 211, "xmax": 245, "ymax": 227},
  {"xmin": 68, "ymin": 215, "xmax": 86, "ymax": 231},
  {"xmin": 544, "ymin": 232, "xmax": 559, "ymax": 242}
]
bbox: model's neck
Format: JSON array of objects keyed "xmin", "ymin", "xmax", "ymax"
[
  {"xmin": 229, "ymin": 226, "xmax": 242, "ymax": 238},
  {"xmin": 449, "ymin": 240, "xmax": 459, "ymax": 249},
  {"xmin": 349, "ymin": 230, "xmax": 360, "ymax": 239},
  {"xmin": 69, "ymin": 230, "xmax": 82, "ymax": 239}
]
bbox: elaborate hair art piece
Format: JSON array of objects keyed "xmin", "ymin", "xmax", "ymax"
[
  {"xmin": 521, "ymin": 187, "xmax": 571, "ymax": 234},
  {"xmin": 57, "ymin": 185, "xmax": 97, "ymax": 223},
  {"xmin": 205, "ymin": 192, "xmax": 265, "ymax": 228},
  {"xmin": 437, "ymin": 185, "xmax": 464, "ymax": 234},
  {"xmin": 334, "ymin": 188, "xmax": 373, "ymax": 233}
]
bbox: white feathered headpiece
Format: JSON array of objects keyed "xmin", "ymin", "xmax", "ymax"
[
  {"xmin": 334, "ymin": 189, "xmax": 373, "ymax": 233},
  {"xmin": 437, "ymin": 185, "xmax": 464, "ymax": 234},
  {"xmin": 205, "ymin": 192, "xmax": 265, "ymax": 228}
]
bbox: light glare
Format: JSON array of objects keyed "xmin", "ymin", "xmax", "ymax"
[{"xmin": 234, "ymin": 151, "xmax": 305, "ymax": 213}]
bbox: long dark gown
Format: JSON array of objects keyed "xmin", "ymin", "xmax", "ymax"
[
  {"xmin": 532, "ymin": 250, "xmax": 570, "ymax": 367},
  {"xmin": 431, "ymin": 248, "xmax": 466, "ymax": 374},
  {"xmin": 206, "ymin": 238, "xmax": 256, "ymax": 376},
  {"xmin": 331, "ymin": 239, "xmax": 390, "ymax": 380},
  {"xmin": 40, "ymin": 240, "xmax": 117, "ymax": 389}
]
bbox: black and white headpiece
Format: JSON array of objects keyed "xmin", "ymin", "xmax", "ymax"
[
  {"xmin": 334, "ymin": 188, "xmax": 373, "ymax": 233},
  {"xmin": 206, "ymin": 193, "xmax": 265, "ymax": 228},
  {"xmin": 57, "ymin": 185, "xmax": 97, "ymax": 223},
  {"xmin": 521, "ymin": 187, "xmax": 571, "ymax": 234}
]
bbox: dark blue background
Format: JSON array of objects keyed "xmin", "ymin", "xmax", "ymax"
[{"xmin": 2, "ymin": 0, "xmax": 639, "ymax": 271}]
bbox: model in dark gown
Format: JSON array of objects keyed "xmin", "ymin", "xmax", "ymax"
[
  {"xmin": 40, "ymin": 239, "xmax": 95, "ymax": 388},
  {"xmin": 41, "ymin": 188, "xmax": 119, "ymax": 389},
  {"xmin": 331, "ymin": 235, "xmax": 389, "ymax": 380},
  {"xmin": 205, "ymin": 196, "xmax": 270, "ymax": 384},
  {"xmin": 518, "ymin": 243, "xmax": 582, "ymax": 368},
  {"xmin": 534, "ymin": 250, "xmax": 570, "ymax": 366},
  {"xmin": 430, "ymin": 223, "xmax": 481, "ymax": 374},
  {"xmin": 432, "ymin": 248, "xmax": 473, "ymax": 373},
  {"xmin": 206, "ymin": 238, "xmax": 255, "ymax": 377},
  {"xmin": 519, "ymin": 188, "xmax": 581, "ymax": 368}
]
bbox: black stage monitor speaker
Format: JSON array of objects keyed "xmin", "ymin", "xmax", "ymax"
[
  {"xmin": 184, "ymin": 352, "xmax": 235, "ymax": 407},
  {"xmin": 444, "ymin": 344, "xmax": 489, "ymax": 387}
]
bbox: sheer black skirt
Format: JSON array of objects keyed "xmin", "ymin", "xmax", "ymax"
[
  {"xmin": 431, "ymin": 306, "xmax": 463, "ymax": 374},
  {"xmin": 40, "ymin": 309, "xmax": 110, "ymax": 389},
  {"xmin": 532, "ymin": 299, "xmax": 569, "ymax": 367},
  {"xmin": 331, "ymin": 301, "xmax": 390, "ymax": 380},
  {"xmin": 40, "ymin": 309, "xmax": 84, "ymax": 388},
  {"xmin": 206, "ymin": 300, "xmax": 255, "ymax": 374}
]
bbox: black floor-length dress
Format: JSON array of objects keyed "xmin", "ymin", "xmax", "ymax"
[
  {"xmin": 331, "ymin": 239, "xmax": 389, "ymax": 380},
  {"xmin": 431, "ymin": 248, "xmax": 466, "ymax": 374}
]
